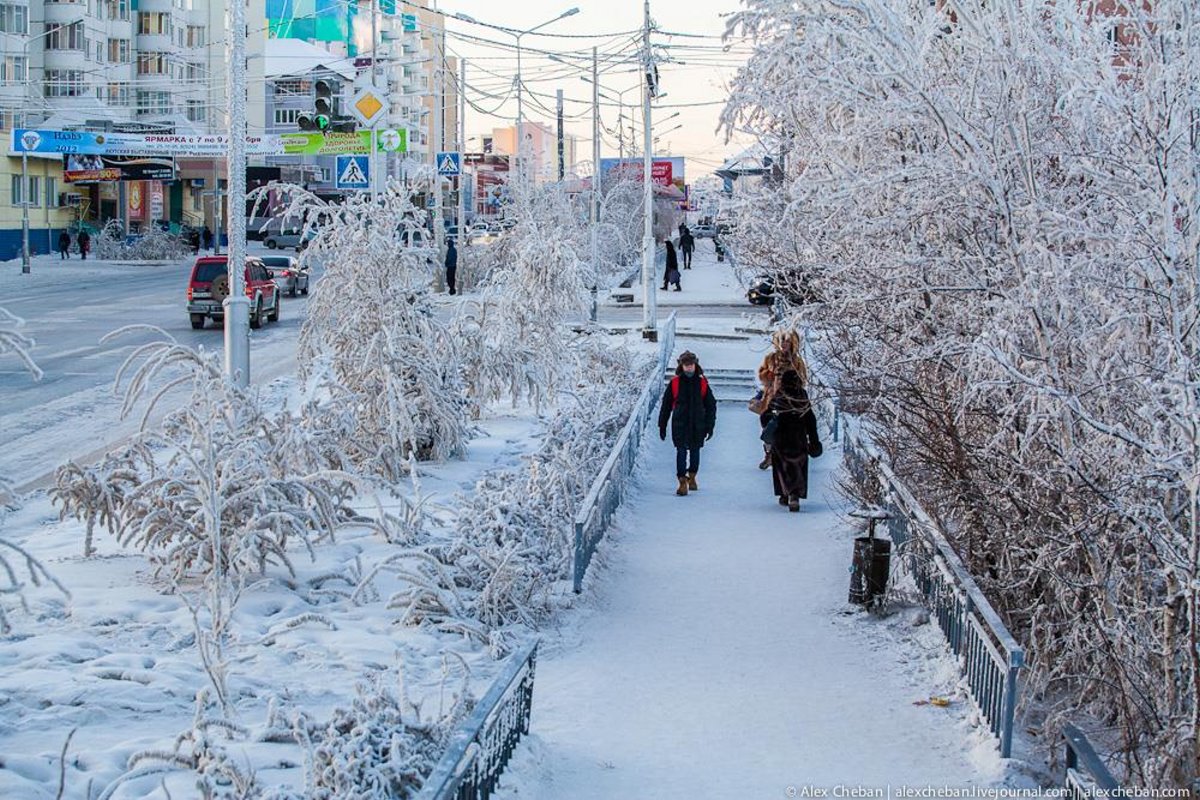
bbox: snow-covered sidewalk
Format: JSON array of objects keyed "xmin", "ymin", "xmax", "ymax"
[{"xmin": 497, "ymin": 378, "xmax": 1006, "ymax": 796}]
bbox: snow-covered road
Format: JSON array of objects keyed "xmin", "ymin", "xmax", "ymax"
[{"xmin": 496, "ymin": 369, "xmax": 1005, "ymax": 796}]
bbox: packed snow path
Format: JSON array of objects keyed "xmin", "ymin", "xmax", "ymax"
[{"xmin": 497, "ymin": 397, "xmax": 1004, "ymax": 797}]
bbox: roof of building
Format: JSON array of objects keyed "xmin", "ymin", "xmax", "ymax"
[{"xmin": 264, "ymin": 39, "xmax": 356, "ymax": 80}]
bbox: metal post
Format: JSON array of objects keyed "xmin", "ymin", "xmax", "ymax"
[
  {"xmin": 640, "ymin": 0, "xmax": 656, "ymax": 341},
  {"xmin": 370, "ymin": 0, "xmax": 379, "ymax": 199},
  {"xmin": 589, "ymin": 47, "xmax": 599, "ymax": 324},
  {"xmin": 458, "ymin": 58, "xmax": 466, "ymax": 256},
  {"xmin": 515, "ymin": 35, "xmax": 524, "ymax": 183},
  {"xmin": 433, "ymin": 19, "xmax": 444, "ymax": 284},
  {"xmin": 224, "ymin": 0, "xmax": 250, "ymax": 388},
  {"xmin": 556, "ymin": 88, "xmax": 564, "ymax": 182},
  {"xmin": 20, "ymin": 151, "xmax": 30, "ymax": 272}
]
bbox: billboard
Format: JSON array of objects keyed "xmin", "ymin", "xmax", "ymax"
[
  {"xmin": 599, "ymin": 157, "xmax": 687, "ymax": 207},
  {"xmin": 63, "ymin": 154, "xmax": 175, "ymax": 183},
  {"xmin": 15, "ymin": 129, "xmax": 394, "ymax": 158}
]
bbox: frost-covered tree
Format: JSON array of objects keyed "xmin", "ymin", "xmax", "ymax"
[
  {"xmin": 263, "ymin": 183, "xmax": 471, "ymax": 479},
  {"xmin": 723, "ymin": 0, "xmax": 1199, "ymax": 785}
]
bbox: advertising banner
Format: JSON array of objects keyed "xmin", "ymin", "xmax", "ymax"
[
  {"xmin": 63, "ymin": 154, "xmax": 175, "ymax": 183},
  {"xmin": 599, "ymin": 156, "xmax": 686, "ymax": 197},
  {"xmin": 14, "ymin": 129, "xmax": 397, "ymax": 158},
  {"xmin": 128, "ymin": 181, "xmax": 145, "ymax": 221}
]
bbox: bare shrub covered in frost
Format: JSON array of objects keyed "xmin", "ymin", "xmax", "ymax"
[
  {"xmin": 92, "ymin": 219, "xmax": 191, "ymax": 261},
  {"xmin": 453, "ymin": 181, "xmax": 592, "ymax": 412},
  {"xmin": 0, "ymin": 308, "xmax": 68, "ymax": 632},
  {"xmin": 262, "ymin": 182, "xmax": 470, "ymax": 480},
  {"xmin": 293, "ymin": 663, "xmax": 470, "ymax": 799},
  {"xmin": 722, "ymin": 0, "xmax": 1199, "ymax": 784},
  {"xmin": 387, "ymin": 342, "xmax": 650, "ymax": 641},
  {"xmin": 52, "ymin": 329, "xmax": 352, "ymax": 582}
]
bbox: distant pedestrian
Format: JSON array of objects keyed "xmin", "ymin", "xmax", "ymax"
[
  {"xmin": 445, "ymin": 239, "xmax": 458, "ymax": 295},
  {"xmin": 77, "ymin": 229, "xmax": 90, "ymax": 260},
  {"xmin": 658, "ymin": 350, "xmax": 717, "ymax": 496},
  {"xmin": 679, "ymin": 228, "xmax": 695, "ymax": 269},
  {"xmin": 714, "ymin": 233, "xmax": 725, "ymax": 262},
  {"xmin": 662, "ymin": 240, "xmax": 681, "ymax": 292},
  {"xmin": 58, "ymin": 230, "xmax": 71, "ymax": 260},
  {"xmin": 202, "ymin": 226, "xmax": 214, "ymax": 253},
  {"xmin": 678, "ymin": 221, "xmax": 687, "ymax": 239},
  {"xmin": 188, "ymin": 227, "xmax": 200, "ymax": 255},
  {"xmin": 764, "ymin": 367, "xmax": 822, "ymax": 512}
]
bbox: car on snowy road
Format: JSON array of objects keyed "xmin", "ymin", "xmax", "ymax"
[
  {"xmin": 260, "ymin": 255, "xmax": 309, "ymax": 297},
  {"xmin": 747, "ymin": 274, "xmax": 819, "ymax": 306},
  {"xmin": 187, "ymin": 255, "xmax": 281, "ymax": 330}
]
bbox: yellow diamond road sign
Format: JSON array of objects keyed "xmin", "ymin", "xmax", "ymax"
[{"xmin": 351, "ymin": 86, "xmax": 386, "ymax": 127}]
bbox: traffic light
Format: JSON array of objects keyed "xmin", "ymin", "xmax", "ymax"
[{"xmin": 314, "ymin": 79, "xmax": 333, "ymax": 131}]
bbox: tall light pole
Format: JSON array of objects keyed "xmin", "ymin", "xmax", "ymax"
[
  {"xmin": 19, "ymin": 20, "xmax": 71, "ymax": 274},
  {"xmin": 224, "ymin": 0, "xmax": 250, "ymax": 387},
  {"xmin": 458, "ymin": 57, "xmax": 466, "ymax": 256},
  {"xmin": 641, "ymin": 0, "xmax": 657, "ymax": 341},
  {"xmin": 590, "ymin": 47, "xmax": 600, "ymax": 323},
  {"xmin": 454, "ymin": 8, "xmax": 579, "ymax": 184}
]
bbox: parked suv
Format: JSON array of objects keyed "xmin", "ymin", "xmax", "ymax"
[{"xmin": 186, "ymin": 255, "xmax": 281, "ymax": 330}]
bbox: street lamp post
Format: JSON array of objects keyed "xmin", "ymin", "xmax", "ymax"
[
  {"xmin": 224, "ymin": 0, "xmax": 250, "ymax": 387},
  {"xmin": 641, "ymin": 0, "xmax": 656, "ymax": 341},
  {"xmin": 18, "ymin": 20, "xmax": 73, "ymax": 274},
  {"xmin": 455, "ymin": 8, "xmax": 579, "ymax": 184}
]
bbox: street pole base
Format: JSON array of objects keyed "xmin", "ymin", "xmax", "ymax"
[
  {"xmin": 21, "ymin": 264, "xmax": 30, "ymax": 274},
  {"xmin": 642, "ymin": 328, "xmax": 658, "ymax": 342}
]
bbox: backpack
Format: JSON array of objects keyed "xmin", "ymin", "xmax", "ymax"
[{"xmin": 670, "ymin": 375, "xmax": 709, "ymax": 404}]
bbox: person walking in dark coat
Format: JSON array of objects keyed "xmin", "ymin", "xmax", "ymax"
[
  {"xmin": 765, "ymin": 368, "xmax": 821, "ymax": 511},
  {"xmin": 58, "ymin": 231, "xmax": 71, "ymax": 260},
  {"xmin": 445, "ymin": 239, "xmax": 458, "ymax": 295},
  {"xmin": 77, "ymin": 229, "xmax": 90, "ymax": 260},
  {"xmin": 661, "ymin": 240, "xmax": 681, "ymax": 291},
  {"xmin": 658, "ymin": 350, "xmax": 718, "ymax": 496},
  {"xmin": 679, "ymin": 228, "xmax": 695, "ymax": 269},
  {"xmin": 202, "ymin": 226, "xmax": 214, "ymax": 252}
]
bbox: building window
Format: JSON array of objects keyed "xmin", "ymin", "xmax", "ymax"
[
  {"xmin": 0, "ymin": 4, "xmax": 29, "ymax": 34},
  {"xmin": 186, "ymin": 100, "xmax": 205, "ymax": 122},
  {"xmin": 136, "ymin": 52, "xmax": 169, "ymax": 75},
  {"xmin": 136, "ymin": 90, "xmax": 171, "ymax": 116},
  {"xmin": 46, "ymin": 22, "xmax": 85, "ymax": 50},
  {"xmin": 46, "ymin": 177, "xmax": 57, "ymax": 208},
  {"xmin": 274, "ymin": 108, "xmax": 301, "ymax": 126},
  {"xmin": 274, "ymin": 79, "xmax": 309, "ymax": 97},
  {"xmin": 106, "ymin": 82, "xmax": 130, "ymax": 105},
  {"xmin": 0, "ymin": 55, "xmax": 27, "ymax": 83},
  {"xmin": 186, "ymin": 25, "xmax": 205, "ymax": 47},
  {"xmin": 137, "ymin": 12, "xmax": 171, "ymax": 35},
  {"xmin": 107, "ymin": 38, "xmax": 129, "ymax": 63},
  {"xmin": 105, "ymin": 0, "xmax": 129, "ymax": 20},
  {"xmin": 45, "ymin": 70, "xmax": 86, "ymax": 97}
]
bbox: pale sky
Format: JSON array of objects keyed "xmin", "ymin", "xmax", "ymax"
[{"xmin": 438, "ymin": 0, "xmax": 755, "ymax": 182}]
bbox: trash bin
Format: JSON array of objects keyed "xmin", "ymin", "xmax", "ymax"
[{"xmin": 848, "ymin": 507, "xmax": 893, "ymax": 606}]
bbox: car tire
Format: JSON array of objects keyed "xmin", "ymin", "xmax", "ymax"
[
  {"xmin": 250, "ymin": 299, "xmax": 263, "ymax": 329},
  {"xmin": 190, "ymin": 314, "xmax": 205, "ymax": 329},
  {"xmin": 301, "ymin": 283, "xmax": 309, "ymax": 296},
  {"xmin": 265, "ymin": 239, "xmax": 277, "ymax": 249},
  {"xmin": 267, "ymin": 292, "xmax": 279, "ymax": 322}
]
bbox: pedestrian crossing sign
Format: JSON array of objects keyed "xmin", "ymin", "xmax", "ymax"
[
  {"xmin": 437, "ymin": 151, "xmax": 461, "ymax": 176},
  {"xmin": 335, "ymin": 154, "xmax": 369, "ymax": 190}
]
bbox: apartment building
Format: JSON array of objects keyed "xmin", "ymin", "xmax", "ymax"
[{"xmin": 0, "ymin": 0, "xmax": 267, "ymax": 258}]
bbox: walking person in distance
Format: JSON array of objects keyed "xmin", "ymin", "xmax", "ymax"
[
  {"xmin": 679, "ymin": 226, "xmax": 695, "ymax": 269},
  {"xmin": 445, "ymin": 238, "xmax": 458, "ymax": 295},
  {"xmin": 764, "ymin": 367, "xmax": 822, "ymax": 511},
  {"xmin": 662, "ymin": 240, "xmax": 682, "ymax": 292},
  {"xmin": 658, "ymin": 351, "xmax": 718, "ymax": 496}
]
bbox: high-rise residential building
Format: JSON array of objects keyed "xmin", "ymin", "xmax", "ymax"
[{"xmin": 0, "ymin": 0, "xmax": 267, "ymax": 257}]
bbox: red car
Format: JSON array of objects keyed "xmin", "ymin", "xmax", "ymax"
[{"xmin": 186, "ymin": 255, "xmax": 281, "ymax": 330}]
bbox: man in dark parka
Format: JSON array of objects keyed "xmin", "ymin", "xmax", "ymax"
[
  {"xmin": 658, "ymin": 351, "xmax": 717, "ymax": 496},
  {"xmin": 768, "ymin": 368, "xmax": 821, "ymax": 511}
]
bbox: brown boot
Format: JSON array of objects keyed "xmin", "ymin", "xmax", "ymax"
[
  {"xmin": 788, "ymin": 495, "xmax": 800, "ymax": 512},
  {"xmin": 686, "ymin": 472, "xmax": 698, "ymax": 491},
  {"xmin": 758, "ymin": 447, "xmax": 771, "ymax": 470},
  {"xmin": 676, "ymin": 476, "xmax": 689, "ymax": 496}
]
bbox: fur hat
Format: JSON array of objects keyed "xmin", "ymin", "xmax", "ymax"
[{"xmin": 677, "ymin": 350, "xmax": 698, "ymax": 366}]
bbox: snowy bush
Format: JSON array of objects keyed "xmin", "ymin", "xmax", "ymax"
[
  {"xmin": 388, "ymin": 343, "xmax": 649, "ymax": 641},
  {"xmin": 723, "ymin": 0, "xmax": 1199, "ymax": 784},
  {"xmin": 260, "ymin": 183, "xmax": 470, "ymax": 480},
  {"xmin": 293, "ymin": 663, "xmax": 470, "ymax": 799},
  {"xmin": 52, "ymin": 330, "xmax": 352, "ymax": 582},
  {"xmin": 0, "ymin": 307, "xmax": 67, "ymax": 633},
  {"xmin": 453, "ymin": 181, "xmax": 592, "ymax": 413},
  {"xmin": 93, "ymin": 219, "xmax": 191, "ymax": 261}
]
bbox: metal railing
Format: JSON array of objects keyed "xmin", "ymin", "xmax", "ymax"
[
  {"xmin": 572, "ymin": 312, "xmax": 677, "ymax": 593},
  {"xmin": 842, "ymin": 425, "xmax": 1025, "ymax": 758},
  {"xmin": 1063, "ymin": 723, "xmax": 1123, "ymax": 799},
  {"xmin": 417, "ymin": 641, "xmax": 539, "ymax": 800}
]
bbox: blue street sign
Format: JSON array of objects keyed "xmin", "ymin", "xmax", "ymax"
[
  {"xmin": 335, "ymin": 154, "xmax": 370, "ymax": 190},
  {"xmin": 437, "ymin": 151, "xmax": 461, "ymax": 176}
]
